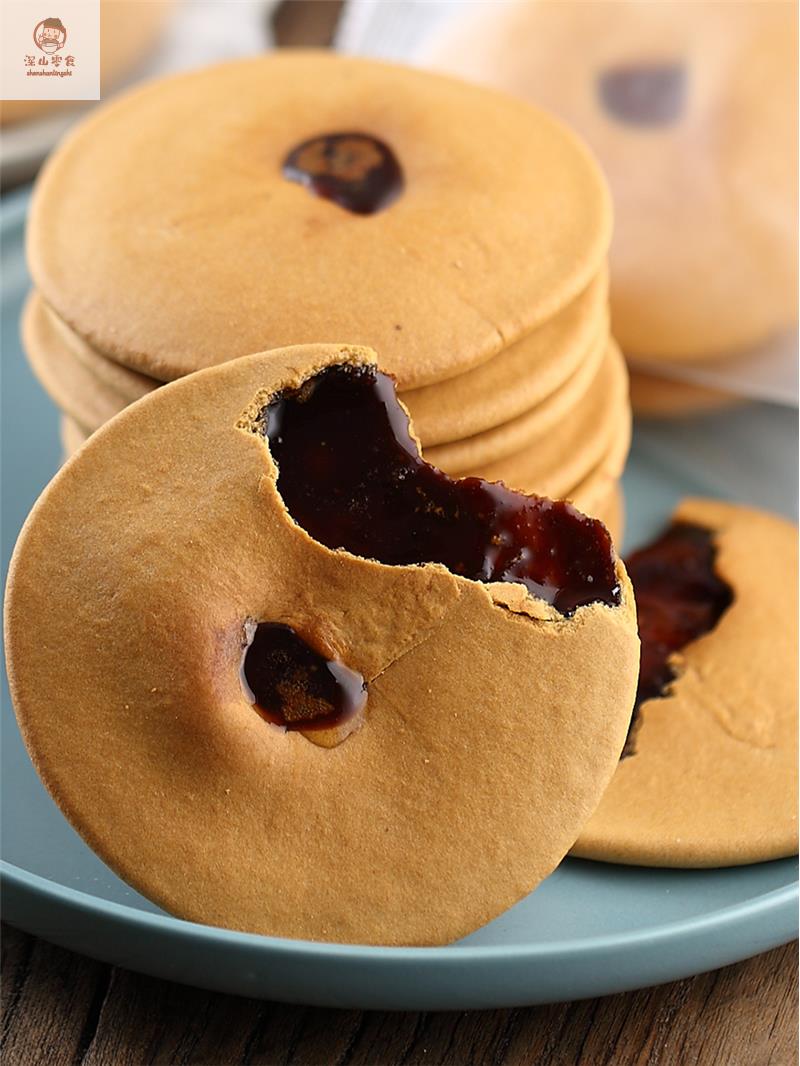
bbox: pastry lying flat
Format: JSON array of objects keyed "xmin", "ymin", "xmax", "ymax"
[
  {"xmin": 574, "ymin": 498, "xmax": 798, "ymax": 866},
  {"xmin": 6, "ymin": 344, "xmax": 639, "ymax": 946},
  {"xmin": 28, "ymin": 51, "xmax": 611, "ymax": 389}
]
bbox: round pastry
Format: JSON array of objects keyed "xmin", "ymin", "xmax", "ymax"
[
  {"xmin": 404, "ymin": 270, "xmax": 608, "ymax": 445},
  {"xmin": 471, "ymin": 340, "xmax": 630, "ymax": 498},
  {"xmin": 427, "ymin": 331, "xmax": 612, "ymax": 474},
  {"xmin": 574, "ymin": 498, "xmax": 798, "ymax": 866},
  {"xmin": 6, "ymin": 342, "xmax": 639, "ymax": 946},
  {"xmin": 425, "ymin": 0, "xmax": 797, "ymax": 361},
  {"xmin": 27, "ymin": 50, "xmax": 611, "ymax": 388},
  {"xmin": 1, "ymin": 1, "xmax": 175, "ymax": 127},
  {"xmin": 22, "ymin": 293, "xmax": 129, "ymax": 431},
  {"xmin": 26, "ymin": 292, "xmax": 157, "ymax": 403}
]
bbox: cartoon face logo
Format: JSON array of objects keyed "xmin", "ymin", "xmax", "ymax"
[{"xmin": 33, "ymin": 17, "xmax": 67, "ymax": 55}]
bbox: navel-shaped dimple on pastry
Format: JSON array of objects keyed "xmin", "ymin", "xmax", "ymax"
[
  {"xmin": 573, "ymin": 498, "xmax": 798, "ymax": 867},
  {"xmin": 6, "ymin": 342, "xmax": 638, "ymax": 946},
  {"xmin": 27, "ymin": 51, "xmax": 611, "ymax": 388}
]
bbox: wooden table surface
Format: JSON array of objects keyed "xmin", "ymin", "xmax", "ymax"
[
  {"xmin": 2, "ymin": 3, "xmax": 797, "ymax": 1063},
  {"xmin": 1, "ymin": 925, "xmax": 797, "ymax": 1066}
]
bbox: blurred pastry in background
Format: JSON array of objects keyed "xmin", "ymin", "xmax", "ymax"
[
  {"xmin": 424, "ymin": 0, "xmax": 798, "ymax": 365},
  {"xmin": 1, "ymin": 0, "xmax": 177, "ymax": 127},
  {"xmin": 628, "ymin": 369, "xmax": 740, "ymax": 419}
]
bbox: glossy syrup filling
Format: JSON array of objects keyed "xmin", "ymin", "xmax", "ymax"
[
  {"xmin": 240, "ymin": 621, "xmax": 366, "ymax": 734},
  {"xmin": 260, "ymin": 364, "xmax": 621, "ymax": 613},
  {"xmin": 622, "ymin": 521, "xmax": 733, "ymax": 756},
  {"xmin": 241, "ymin": 363, "xmax": 622, "ymax": 736},
  {"xmin": 282, "ymin": 132, "xmax": 403, "ymax": 215}
]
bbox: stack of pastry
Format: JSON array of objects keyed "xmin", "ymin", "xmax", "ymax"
[{"xmin": 23, "ymin": 51, "xmax": 629, "ymax": 538}]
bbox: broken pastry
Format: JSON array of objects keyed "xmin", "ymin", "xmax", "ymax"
[
  {"xmin": 5, "ymin": 343, "xmax": 638, "ymax": 945},
  {"xmin": 574, "ymin": 498, "xmax": 798, "ymax": 867}
]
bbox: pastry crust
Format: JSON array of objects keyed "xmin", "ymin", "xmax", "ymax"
[
  {"xmin": 574, "ymin": 498, "xmax": 798, "ymax": 866},
  {"xmin": 6, "ymin": 343, "xmax": 638, "ymax": 945},
  {"xmin": 23, "ymin": 293, "xmax": 133, "ymax": 430},
  {"xmin": 27, "ymin": 292, "xmax": 157, "ymax": 403},
  {"xmin": 424, "ymin": 327, "xmax": 608, "ymax": 472},
  {"xmin": 471, "ymin": 340, "xmax": 630, "ymax": 498},
  {"xmin": 24, "ymin": 284, "xmax": 610, "ymax": 457},
  {"xmin": 403, "ymin": 270, "xmax": 609, "ymax": 445}
]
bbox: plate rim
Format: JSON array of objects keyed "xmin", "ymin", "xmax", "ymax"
[{"xmin": 3, "ymin": 859, "xmax": 797, "ymax": 962}]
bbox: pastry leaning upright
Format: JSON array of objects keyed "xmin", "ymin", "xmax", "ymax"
[{"xmin": 5, "ymin": 342, "xmax": 639, "ymax": 946}]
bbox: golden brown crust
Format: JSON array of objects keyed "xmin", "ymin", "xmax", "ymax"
[
  {"xmin": 31, "ymin": 292, "xmax": 157, "ymax": 402},
  {"xmin": 23, "ymin": 293, "xmax": 132, "ymax": 429},
  {"xmin": 466, "ymin": 340, "xmax": 630, "ymax": 498},
  {"xmin": 6, "ymin": 343, "xmax": 638, "ymax": 945},
  {"xmin": 25, "ymin": 286, "xmax": 611, "ymax": 460},
  {"xmin": 403, "ymin": 271, "xmax": 609, "ymax": 445},
  {"xmin": 574, "ymin": 498, "xmax": 798, "ymax": 867},
  {"xmin": 423, "ymin": 321, "xmax": 608, "ymax": 471}
]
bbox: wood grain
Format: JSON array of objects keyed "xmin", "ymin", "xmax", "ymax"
[{"xmin": 1, "ymin": 925, "xmax": 796, "ymax": 1066}]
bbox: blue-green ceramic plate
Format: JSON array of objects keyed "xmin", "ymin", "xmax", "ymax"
[{"xmin": 2, "ymin": 187, "xmax": 797, "ymax": 1009}]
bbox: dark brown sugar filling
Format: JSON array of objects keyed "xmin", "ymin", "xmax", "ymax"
[
  {"xmin": 258, "ymin": 363, "xmax": 621, "ymax": 617},
  {"xmin": 622, "ymin": 521, "xmax": 733, "ymax": 756},
  {"xmin": 282, "ymin": 133, "xmax": 404, "ymax": 214},
  {"xmin": 597, "ymin": 62, "xmax": 686, "ymax": 126},
  {"xmin": 241, "ymin": 622, "xmax": 367, "ymax": 731}
]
